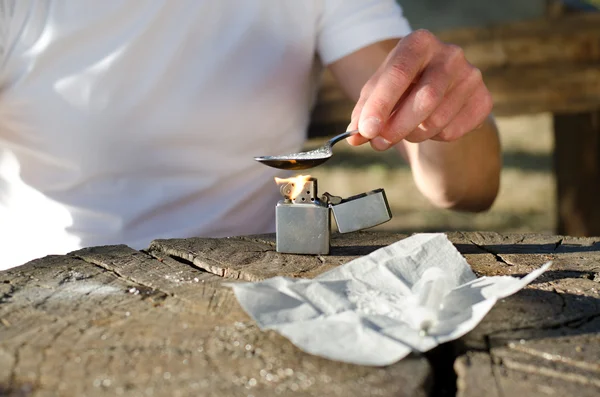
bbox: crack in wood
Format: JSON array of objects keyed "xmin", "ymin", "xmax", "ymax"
[
  {"xmin": 486, "ymin": 311, "xmax": 600, "ymax": 339},
  {"xmin": 469, "ymin": 309, "xmax": 600, "ymax": 394},
  {"xmin": 501, "ymin": 358, "xmax": 600, "ymax": 387},
  {"xmin": 8, "ymin": 341, "xmax": 27, "ymax": 393},
  {"xmin": 0, "ymin": 283, "xmax": 18, "ymax": 305},
  {"xmin": 232, "ymin": 235, "xmax": 277, "ymax": 247},
  {"xmin": 32, "ymin": 292, "xmax": 54, "ymax": 311},
  {"xmin": 552, "ymin": 287, "xmax": 568, "ymax": 313},
  {"xmin": 507, "ymin": 343, "xmax": 600, "ymax": 374},
  {"xmin": 484, "ymin": 335, "xmax": 505, "ymax": 397},
  {"xmin": 144, "ymin": 249, "xmax": 208, "ymax": 275},
  {"xmin": 423, "ymin": 343, "xmax": 458, "ymax": 397},
  {"xmin": 149, "ymin": 245, "xmax": 254, "ymax": 281},
  {"xmin": 564, "ymin": 312, "xmax": 600, "ymax": 329},
  {"xmin": 71, "ymin": 254, "xmax": 172, "ymax": 301},
  {"xmin": 207, "ymin": 289, "xmax": 218, "ymax": 313},
  {"xmin": 467, "ymin": 239, "xmax": 515, "ymax": 266}
]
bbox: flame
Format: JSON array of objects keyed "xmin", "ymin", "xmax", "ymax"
[{"xmin": 274, "ymin": 174, "xmax": 311, "ymax": 200}]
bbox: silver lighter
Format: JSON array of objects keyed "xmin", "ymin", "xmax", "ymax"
[{"xmin": 275, "ymin": 176, "xmax": 392, "ymax": 255}]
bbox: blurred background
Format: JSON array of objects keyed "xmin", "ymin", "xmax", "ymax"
[
  {"xmin": 304, "ymin": 0, "xmax": 600, "ymax": 237},
  {"xmin": 306, "ymin": 115, "xmax": 554, "ymax": 235}
]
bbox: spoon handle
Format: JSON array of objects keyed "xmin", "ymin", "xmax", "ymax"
[{"xmin": 327, "ymin": 129, "xmax": 359, "ymax": 146}]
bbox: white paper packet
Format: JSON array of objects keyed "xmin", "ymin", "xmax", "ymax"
[{"xmin": 228, "ymin": 233, "xmax": 551, "ymax": 366}]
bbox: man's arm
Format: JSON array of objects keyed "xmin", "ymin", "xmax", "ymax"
[{"xmin": 329, "ymin": 35, "xmax": 501, "ymax": 212}]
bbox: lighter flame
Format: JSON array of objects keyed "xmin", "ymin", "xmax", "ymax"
[{"xmin": 274, "ymin": 175, "xmax": 311, "ymax": 200}]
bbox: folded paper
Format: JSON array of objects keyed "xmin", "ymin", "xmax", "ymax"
[{"xmin": 229, "ymin": 233, "xmax": 551, "ymax": 366}]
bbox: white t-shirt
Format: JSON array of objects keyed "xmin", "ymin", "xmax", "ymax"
[{"xmin": 0, "ymin": 0, "xmax": 411, "ymax": 269}]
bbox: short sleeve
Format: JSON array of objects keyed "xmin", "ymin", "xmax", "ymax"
[{"xmin": 317, "ymin": 0, "xmax": 412, "ymax": 65}]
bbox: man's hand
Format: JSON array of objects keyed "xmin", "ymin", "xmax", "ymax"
[
  {"xmin": 346, "ymin": 29, "xmax": 493, "ymax": 150},
  {"xmin": 329, "ymin": 32, "xmax": 501, "ymax": 212}
]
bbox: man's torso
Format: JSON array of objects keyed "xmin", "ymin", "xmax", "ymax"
[{"xmin": 0, "ymin": 0, "xmax": 321, "ymax": 267}]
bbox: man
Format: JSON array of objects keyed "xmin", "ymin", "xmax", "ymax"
[{"xmin": 0, "ymin": 0, "xmax": 500, "ymax": 269}]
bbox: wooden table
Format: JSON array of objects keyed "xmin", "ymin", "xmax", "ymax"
[{"xmin": 1, "ymin": 231, "xmax": 599, "ymax": 397}]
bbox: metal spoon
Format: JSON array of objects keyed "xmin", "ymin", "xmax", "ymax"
[{"xmin": 254, "ymin": 129, "xmax": 359, "ymax": 170}]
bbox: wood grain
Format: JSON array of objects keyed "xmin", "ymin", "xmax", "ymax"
[
  {"xmin": 1, "ymin": 231, "xmax": 599, "ymax": 396},
  {"xmin": 0, "ymin": 236, "xmax": 432, "ymax": 397}
]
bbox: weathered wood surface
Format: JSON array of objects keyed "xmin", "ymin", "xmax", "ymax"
[
  {"xmin": 451, "ymin": 232, "xmax": 600, "ymax": 397},
  {"xmin": 1, "ymin": 231, "xmax": 599, "ymax": 397},
  {"xmin": 308, "ymin": 12, "xmax": 600, "ymax": 138}
]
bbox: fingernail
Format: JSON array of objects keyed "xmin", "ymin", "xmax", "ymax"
[
  {"xmin": 372, "ymin": 136, "xmax": 392, "ymax": 151},
  {"xmin": 359, "ymin": 117, "xmax": 381, "ymax": 139}
]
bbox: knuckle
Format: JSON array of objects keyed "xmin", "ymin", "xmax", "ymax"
[
  {"xmin": 414, "ymin": 84, "xmax": 443, "ymax": 114},
  {"xmin": 480, "ymin": 91, "xmax": 494, "ymax": 114},
  {"xmin": 366, "ymin": 96, "xmax": 391, "ymax": 116},
  {"xmin": 438, "ymin": 128, "xmax": 463, "ymax": 142},
  {"xmin": 411, "ymin": 29, "xmax": 436, "ymax": 46},
  {"xmin": 405, "ymin": 131, "xmax": 430, "ymax": 143},
  {"xmin": 383, "ymin": 128, "xmax": 408, "ymax": 144},
  {"xmin": 387, "ymin": 61, "xmax": 413, "ymax": 87},
  {"xmin": 445, "ymin": 44, "xmax": 466, "ymax": 64},
  {"xmin": 472, "ymin": 86, "xmax": 493, "ymax": 114},
  {"xmin": 359, "ymin": 80, "xmax": 375, "ymax": 98},
  {"xmin": 427, "ymin": 110, "xmax": 450, "ymax": 130},
  {"xmin": 468, "ymin": 67, "xmax": 484, "ymax": 84},
  {"xmin": 418, "ymin": 119, "xmax": 438, "ymax": 134}
]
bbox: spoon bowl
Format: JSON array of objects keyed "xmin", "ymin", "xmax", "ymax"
[{"xmin": 254, "ymin": 129, "xmax": 358, "ymax": 170}]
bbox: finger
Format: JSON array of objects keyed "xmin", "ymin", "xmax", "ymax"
[
  {"xmin": 379, "ymin": 44, "xmax": 467, "ymax": 145},
  {"xmin": 367, "ymin": 89, "xmax": 413, "ymax": 150},
  {"xmin": 404, "ymin": 64, "xmax": 482, "ymax": 143},
  {"xmin": 351, "ymin": 82, "xmax": 372, "ymax": 124},
  {"xmin": 346, "ymin": 124, "xmax": 370, "ymax": 146},
  {"xmin": 371, "ymin": 104, "xmax": 439, "ymax": 150},
  {"xmin": 357, "ymin": 30, "xmax": 436, "ymax": 140},
  {"xmin": 350, "ymin": 44, "xmax": 400, "ymax": 121},
  {"xmin": 436, "ymin": 83, "xmax": 493, "ymax": 142},
  {"xmin": 347, "ymin": 92, "xmax": 373, "ymax": 146},
  {"xmin": 348, "ymin": 60, "xmax": 391, "ymax": 143}
]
